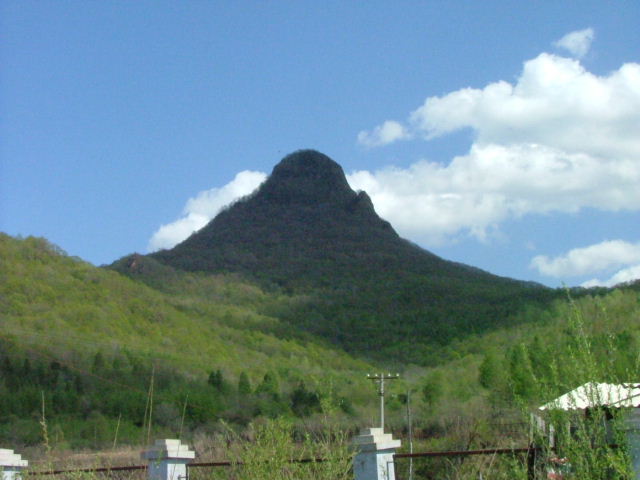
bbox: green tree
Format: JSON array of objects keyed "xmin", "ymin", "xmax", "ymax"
[
  {"xmin": 290, "ymin": 381, "xmax": 321, "ymax": 417},
  {"xmin": 238, "ymin": 371, "xmax": 252, "ymax": 395},
  {"xmin": 421, "ymin": 371, "xmax": 443, "ymax": 407},
  {"xmin": 208, "ymin": 369, "xmax": 224, "ymax": 391},
  {"xmin": 255, "ymin": 371, "xmax": 280, "ymax": 400},
  {"xmin": 91, "ymin": 352, "xmax": 105, "ymax": 373},
  {"xmin": 508, "ymin": 343, "xmax": 536, "ymax": 401},
  {"xmin": 478, "ymin": 349, "xmax": 502, "ymax": 390}
]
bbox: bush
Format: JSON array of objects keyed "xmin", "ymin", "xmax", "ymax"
[{"xmin": 221, "ymin": 416, "xmax": 353, "ymax": 480}]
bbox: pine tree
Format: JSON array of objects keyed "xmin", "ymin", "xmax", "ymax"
[
  {"xmin": 208, "ymin": 369, "xmax": 224, "ymax": 391},
  {"xmin": 238, "ymin": 371, "xmax": 252, "ymax": 395}
]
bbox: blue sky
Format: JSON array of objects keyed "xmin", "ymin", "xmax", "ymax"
[{"xmin": 2, "ymin": 1, "xmax": 639, "ymax": 288}]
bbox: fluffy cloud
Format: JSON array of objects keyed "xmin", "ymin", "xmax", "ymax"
[
  {"xmin": 147, "ymin": 170, "xmax": 266, "ymax": 251},
  {"xmin": 347, "ymin": 142, "xmax": 640, "ymax": 245},
  {"xmin": 530, "ymin": 240, "xmax": 640, "ymax": 277},
  {"xmin": 581, "ymin": 264, "xmax": 640, "ymax": 288},
  {"xmin": 554, "ymin": 28, "xmax": 595, "ymax": 58},
  {"xmin": 357, "ymin": 120, "xmax": 411, "ymax": 147},
  {"xmin": 353, "ymin": 30, "xmax": 640, "ymax": 244},
  {"xmin": 530, "ymin": 240, "xmax": 640, "ymax": 287},
  {"xmin": 408, "ymin": 53, "xmax": 640, "ymax": 159},
  {"xmin": 149, "ymin": 30, "xmax": 640, "ymax": 277}
]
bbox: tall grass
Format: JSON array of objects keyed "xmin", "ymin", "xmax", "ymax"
[
  {"xmin": 187, "ymin": 417, "xmax": 352, "ymax": 480},
  {"xmin": 518, "ymin": 295, "xmax": 636, "ymax": 480}
]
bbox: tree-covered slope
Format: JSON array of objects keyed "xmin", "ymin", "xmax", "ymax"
[
  {"xmin": 0, "ymin": 233, "xmax": 374, "ymax": 448},
  {"xmin": 1, "ymin": 233, "xmax": 369, "ymax": 375},
  {"xmin": 372, "ymin": 282, "xmax": 640, "ymax": 472},
  {"xmin": 139, "ymin": 150, "xmax": 558, "ymax": 363},
  {"xmin": 2, "ymin": 232, "xmax": 637, "ymax": 454}
]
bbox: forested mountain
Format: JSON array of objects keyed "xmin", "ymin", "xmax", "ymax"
[
  {"xmin": 0, "ymin": 234, "xmax": 372, "ymax": 448},
  {"xmin": 122, "ymin": 150, "xmax": 558, "ymax": 364},
  {"xmin": 4, "ymin": 150, "xmax": 633, "ymax": 453},
  {"xmin": 2, "ymin": 232, "xmax": 637, "ymax": 454}
]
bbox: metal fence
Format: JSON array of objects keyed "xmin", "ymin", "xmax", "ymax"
[
  {"xmin": 393, "ymin": 446, "xmax": 539, "ymax": 480},
  {"xmin": 24, "ymin": 457, "xmax": 334, "ymax": 480},
  {"xmin": 26, "ymin": 465, "xmax": 148, "ymax": 480},
  {"xmin": 23, "ymin": 446, "xmax": 546, "ymax": 480}
]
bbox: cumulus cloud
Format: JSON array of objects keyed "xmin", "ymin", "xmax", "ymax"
[
  {"xmin": 581, "ymin": 264, "xmax": 640, "ymax": 288},
  {"xmin": 530, "ymin": 240, "xmax": 640, "ymax": 277},
  {"xmin": 347, "ymin": 142, "xmax": 640, "ymax": 245},
  {"xmin": 352, "ymin": 32, "xmax": 640, "ymax": 244},
  {"xmin": 554, "ymin": 28, "xmax": 595, "ymax": 58},
  {"xmin": 408, "ymin": 53, "xmax": 640, "ymax": 159},
  {"xmin": 357, "ymin": 120, "xmax": 411, "ymax": 147},
  {"xmin": 530, "ymin": 240, "xmax": 640, "ymax": 287},
  {"xmin": 150, "ymin": 31, "xmax": 640, "ymax": 272},
  {"xmin": 147, "ymin": 170, "xmax": 266, "ymax": 251}
]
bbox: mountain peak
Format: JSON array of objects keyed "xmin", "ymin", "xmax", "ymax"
[
  {"xmin": 258, "ymin": 149, "xmax": 353, "ymax": 205},
  {"xmin": 134, "ymin": 149, "xmax": 547, "ymax": 363}
]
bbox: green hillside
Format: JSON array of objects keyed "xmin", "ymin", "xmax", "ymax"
[
  {"xmin": 2, "ymin": 231, "xmax": 638, "ymax": 463},
  {"xmin": 141, "ymin": 150, "xmax": 559, "ymax": 365},
  {"xmin": 0, "ymin": 233, "xmax": 374, "ymax": 448},
  {"xmin": 380, "ymin": 282, "xmax": 640, "ymax": 451}
]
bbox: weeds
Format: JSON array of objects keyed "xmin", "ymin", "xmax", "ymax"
[{"xmin": 521, "ymin": 295, "xmax": 636, "ymax": 480}]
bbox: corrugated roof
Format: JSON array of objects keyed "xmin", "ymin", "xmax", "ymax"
[{"xmin": 539, "ymin": 382, "xmax": 640, "ymax": 411}]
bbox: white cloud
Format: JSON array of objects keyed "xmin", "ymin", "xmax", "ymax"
[
  {"xmin": 581, "ymin": 264, "xmax": 640, "ymax": 288},
  {"xmin": 530, "ymin": 240, "xmax": 640, "ymax": 287},
  {"xmin": 357, "ymin": 120, "xmax": 411, "ymax": 147},
  {"xmin": 352, "ymin": 32, "xmax": 640, "ymax": 245},
  {"xmin": 408, "ymin": 53, "xmax": 640, "ymax": 159},
  {"xmin": 147, "ymin": 170, "xmax": 266, "ymax": 251},
  {"xmin": 150, "ymin": 31, "xmax": 640, "ymax": 269},
  {"xmin": 554, "ymin": 28, "xmax": 595, "ymax": 59},
  {"xmin": 347, "ymin": 142, "xmax": 640, "ymax": 245}
]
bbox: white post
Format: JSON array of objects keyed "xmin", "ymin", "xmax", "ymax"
[
  {"xmin": 353, "ymin": 428, "xmax": 401, "ymax": 480},
  {"xmin": 142, "ymin": 439, "xmax": 195, "ymax": 480},
  {"xmin": 624, "ymin": 408, "xmax": 640, "ymax": 479},
  {"xmin": 0, "ymin": 449, "xmax": 28, "ymax": 480}
]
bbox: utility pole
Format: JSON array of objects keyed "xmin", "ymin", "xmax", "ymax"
[
  {"xmin": 406, "ymin": 388, "xmax": 414, "ymax": 480},
  {"xmin": 367, "ymin": 373, "xmax": 399, "ymax": 431}
]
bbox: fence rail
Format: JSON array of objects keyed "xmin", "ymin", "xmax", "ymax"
[
  {"xmin": 23, "ymin": 449, "xmax": 537, "ymax": 476},
  {"xmin": 25, "ymin": 457, "xmax": 331, "ymax": 477},
  {"xmin": 26, "ymin": 465, "xmax": 147, "ymax": 476},
  {"xmin": 14, "ymin": 440, "xmax": 622, "ymax": 480},
  {"xmin": 395, "ymin": 446, "xmax": 538, "ymax": 459}
]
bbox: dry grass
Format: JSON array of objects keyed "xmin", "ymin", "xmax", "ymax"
[{"xmin": 26, "ymin": 445, "xmax": 143, "ymax": 471}]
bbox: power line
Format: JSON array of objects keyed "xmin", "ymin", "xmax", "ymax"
[{"xmin": 367, "ymin": 372, "xmax": 399, "ymax": 431}]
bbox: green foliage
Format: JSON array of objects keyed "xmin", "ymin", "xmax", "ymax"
[
  {"xmin": 208, "ymin": 369, "xmax": 227, "ymax": 392},
  {"xmin": 290, "ymin": 381, "xmax": 321, "ymax": 417},
  {"xmin": 238, "ymin": 371, "xmax": 252, "ymax": 395},
  {"xmin": 478, "ymin": 348, "xmax": 501, "ymax": 390},
  {"xmin": 518, "ymin": 297, "xmax": 635, "ymax": 480},
  {"xmin": 221, "ymin": 415, "xmax": 353, "ymax": 480},
  {"xmin": 0, "ymin": 233, "xmax": 372, "ymax": 448},
  {"xmin": 255, "ymin": 371, "xmax": 280, "ymax": 400},
  {"xmin": 2, "ymin": 229, "xmax": 639, "ymax": 463},
  {"xmin": 141, "ymin": 150, "xmax": 560, "ymax": 365},
  {"xmin": 508, "ymin": 343, "xmax": 537, "ymax": 401},
  {"xmin": 421, "ymin": 371, "xmax": 443, "ymax": 407}
]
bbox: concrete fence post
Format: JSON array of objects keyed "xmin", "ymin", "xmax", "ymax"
[
  {"xmin": 624, "ymin": 408, "xmax": 640, "ymax": 479},
  {"xmin": 0, "ymin": 449, "xmax": 28, "ymax": 480},
  {"xmin": 353, "ymin": 428, "xmax": 401, "ymax": 480},
  {"xmin": 142, "ymin": 439, "xmax": 195, "ymax": 480}
]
